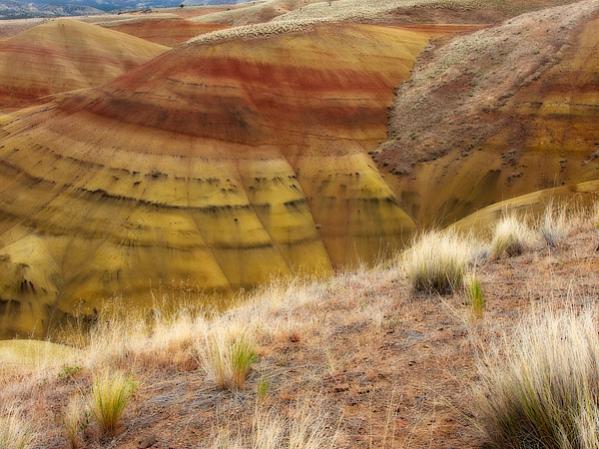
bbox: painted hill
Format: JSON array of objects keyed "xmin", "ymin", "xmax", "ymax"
[
  {"xmin": 275, "ymin": 0, "xmax": 584, "ymax": 22},
  {"xmin": 194, "ymin": 0, "xmax": 583, "ymax": 26},
  {"xmin": 0, "ymin": 22, "xmax": 456, "ymax": 337},
  {"xmin": 0, "ymin": 19, "xmax": 168, "ymax": 111},
  {"xmin": 375, "ymin": 0, "xmax": 599, "ymax": 226},
  {"xmin": 190, "ymin": 0, "xmax": 323, "ymax": 25},
  {"xmin": 98, "ymin": 15, "xmax": 227, "ymax": 46}
]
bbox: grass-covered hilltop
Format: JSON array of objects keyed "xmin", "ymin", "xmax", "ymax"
[{"xmin": 0, "ymin": 0, "xmax": 599, "ymax": 448}]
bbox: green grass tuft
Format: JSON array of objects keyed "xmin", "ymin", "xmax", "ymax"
[
  {"xmin": 230, "ymin": 336, "xmax": 258, "ymax": 390},
  {"xmin": 89, "ymin": 371, "xmax": 136, "ymax": 434},
  {"xmin": 465, "ymin": 275, "xmax": 485, "ymax": 319}
]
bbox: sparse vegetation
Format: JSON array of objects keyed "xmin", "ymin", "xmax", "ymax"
[
  {"xmin": 491, "ymin": 214, "xmax": 534, "ymax": 258},
  {"xmin": 404, "ymin": 230, "xmax": 474, "ymax": 294},
  {"xmin": 0, "ymin": 407, "xmax": 36, "ymax": 449},
  {"xmin": 474, "ymin": 309, "xmax": 599, "ymax": 449},
  {"xmin": 89, "ymin": 371, "xmax": 136, "ymax": 434},
  {"xmin": 1, "ymin": 210, "xmax": 598, "ymax": 449}
]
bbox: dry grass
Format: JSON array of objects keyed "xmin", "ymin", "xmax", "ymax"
[
  {"xmin": 403, "ymin": 230, "xmax": 476, "ymax": 294},
  {"xmin": 187, "ymin": 19, "xmax": 328, "ymax": 45},
  {"xmin": 539, "ymin": 203, "xmax": 572, "ymax": 248},
  {"xmin": 211, "ymin": 404, "xmax": 334, "ymax": 449},
  {"xmin": 490, "ymin": 214, "xmax": 535, "ymax": 258},
  {"xmin": 0, "ymin": 406, "xmax": 36, "ymax": 449},
  {"xmin": 63, "ymin": 395, "xmax": 88, "ymax": 448},
  {"xmin": 90, "ymin": 371, "xmax": 136, "ymax": 434},
  {"xmin": 474, "ymin": 309, "xmax": 599, "ymax": 449}
]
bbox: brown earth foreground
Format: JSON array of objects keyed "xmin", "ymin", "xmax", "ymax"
[{"xmin": 2, "ymin": 218, "xmax": 597, "ymax": 449}]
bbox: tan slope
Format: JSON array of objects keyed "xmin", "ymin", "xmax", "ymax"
[
  {"xmin": 0, "ymin": 19, "xmax": 168, "ymax": 111},
  {"xmin": 0, "ymin": 23, "xmax": 455, "ymax": 337},
  {"xmin": 191, "ymin": 0, "xmax": 325, "ymax": 25},
  {"xmin": 376, "ymin": 0, "xmax": 599, "ymax": 226},
  {"xmin": 275, "ymin": 0, "xmax": 583, "ymax": 22}
]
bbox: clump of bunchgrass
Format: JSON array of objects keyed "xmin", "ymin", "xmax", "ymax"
[
  {"xmin": 474, "ymin": 309, "xmax": 599, "ymax": 449},
  {"xmin": 89, "ymin": 371, "xmax": 136, "ymax": 434},
  {"xmin": 0, "ymin": 407, "xmax": 37, "ymax": 449},
  {"xmin": 464, "ymin": 274, "xmax": 485, "ymax": 319},
  {"xmin": 490, "ymin": 214, "xmax": 534, "ymax": 258},
  {"xmin": 539, "ymin": 203, "xmax": 570, "ymax": 248},
  {"xmin": 197, "ymin": 330, "xmax": 257, "ymax": 390},
  {"xmin": 403, "ymin": 230, "xmax": 474, "ymax": 295}
]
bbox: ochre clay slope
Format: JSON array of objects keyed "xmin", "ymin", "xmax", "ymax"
[
  {"xmin": 0, "ymin": 23, "xmax": 440, "ymax": 336},
  {"xmin": 0, "ymin": 19, "xmax": 168, "ymax": 112},
  {"xmin": 376, "ymin": 0, "xmax": 599, "ymax": 226},
  {"xmin": 452, "ymin": 180, "xmax": 599, "ymax": 233}
]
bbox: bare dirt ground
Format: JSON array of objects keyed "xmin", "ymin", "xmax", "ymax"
[{"xmin": 2, "ymin": 222, "xmax": 597, "ymax": 449}]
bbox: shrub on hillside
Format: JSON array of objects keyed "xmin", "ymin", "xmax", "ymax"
[
  {"xmin": 404, "ymin": 231, "xmax": 474, "ymax": 295},
  {"xmin": 474, "ymin": 310, "xmax": 599, "ymax": 449}
]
